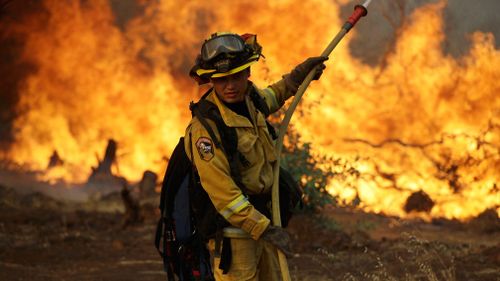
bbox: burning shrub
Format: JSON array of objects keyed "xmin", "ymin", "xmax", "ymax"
[{"xmin": 404, "ymin": 190, "xmax": 435, "ymax": 213}]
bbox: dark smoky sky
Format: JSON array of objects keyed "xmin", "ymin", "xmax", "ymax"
[
  {"xmin": 0, "ymin": 0, "xmax": 44, "ymax": 149},
  {"xmin": 342, "ymin": 0, "xmax": 500, "ymax": 65},
  {"xmin": 0, "ymin": 0, "xmax": 499, "ymax": 149}
]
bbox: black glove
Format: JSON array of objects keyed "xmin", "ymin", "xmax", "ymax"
[
  {"xmin": 284, "ymin": 56, "xmax": 328, "ymax": 93},
  {"xmin": 260, "ymin": 225, "xmax": 293, "ymax": 257}
]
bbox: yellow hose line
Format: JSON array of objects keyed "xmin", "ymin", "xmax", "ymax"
[{"xmin": 271, "ymin": 27, "xmax": 348, "ymax": 281}]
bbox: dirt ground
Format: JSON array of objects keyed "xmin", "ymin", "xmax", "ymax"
[{"xmin": 0, "ymin": 184, "xmax": 499, "ymax": 281}]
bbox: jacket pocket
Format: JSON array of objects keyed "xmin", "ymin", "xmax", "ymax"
[{"xmin": 237, "ymin": 129, "xmax": 258, "ymax": 153}]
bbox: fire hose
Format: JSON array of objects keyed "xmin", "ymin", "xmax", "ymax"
[{"xmin": 271, "ymin": 1, "xmax": 371, "ymax": 280}]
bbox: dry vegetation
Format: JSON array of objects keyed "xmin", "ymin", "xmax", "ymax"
[{"xmin": 0, "ymin": 184, "xmax": 498, "ymax": 281}]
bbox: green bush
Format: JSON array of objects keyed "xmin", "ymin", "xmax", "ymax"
[{"xmin": 280, "ymin": 124, "xmax": 337, "ymax": 212}]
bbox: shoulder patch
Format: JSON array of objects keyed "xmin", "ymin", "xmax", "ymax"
[{"xmin": 196, "ymin": 137, "xmax": 214, "ymax": 161}]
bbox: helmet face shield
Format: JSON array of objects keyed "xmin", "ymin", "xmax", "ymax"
[{"xmin": 201, "ymin": 34, "xmax": 246, "ymax": 62}]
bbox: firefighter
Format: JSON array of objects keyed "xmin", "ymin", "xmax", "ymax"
[{"xmin": 186, "ymin": 32, "xmax": 327, "ymax": 280}]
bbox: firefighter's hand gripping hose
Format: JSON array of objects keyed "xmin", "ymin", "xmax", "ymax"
[
  {"xmin": 283, "ymin": 56, "xmax": 329, "ymax": 93},
  {"xmin": 271, "ymin": 1, "xmax": 371, "ymax": 280},
  {"xmin": 261, "ymin": 225, "xmax": 293, "ymax": 258}
]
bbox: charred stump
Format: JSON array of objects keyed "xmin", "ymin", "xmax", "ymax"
[
  {"xmin": 121, "ymin": 180, "xmax": 142, "ymax": 228},
  {"xmin": 138, "ymin": 170, "xmax": 158, "ymax": 197}
]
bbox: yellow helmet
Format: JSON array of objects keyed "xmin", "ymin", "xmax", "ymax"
[{"xmin": 189, "ymin": 32, "xmax": 263, "ymax": 84}]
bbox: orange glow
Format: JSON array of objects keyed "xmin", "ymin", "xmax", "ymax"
[{"xmin": 2, "ymin": 0, "xmax": 499, "ymax": 220}]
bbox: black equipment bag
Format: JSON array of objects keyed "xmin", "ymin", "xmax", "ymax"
[{"xmin": 155, "ymin": 137, "xmax": 214, "ymax": 281}]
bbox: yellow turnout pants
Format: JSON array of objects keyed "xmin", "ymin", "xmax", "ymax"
[{"xmin": 208, "ymin": 237, "xmax": 281, "ymax": 281}]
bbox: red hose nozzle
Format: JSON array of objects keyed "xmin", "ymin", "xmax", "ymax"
[{"xmin": 347, "ymin": 5, "xmax": 368, "ymax": 26}]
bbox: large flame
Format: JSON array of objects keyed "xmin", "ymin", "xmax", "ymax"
[{"xmin": 1, "ymin": 0, "xmax": 498, "ymax": 220}]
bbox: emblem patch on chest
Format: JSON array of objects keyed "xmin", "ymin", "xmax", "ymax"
[{"xmin": 196, "ymin": 137, "xmax": 214, "ymax": 161}]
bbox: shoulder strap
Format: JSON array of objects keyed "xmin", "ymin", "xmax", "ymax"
[
  {"xmin": 248, "ymin": 85, "xmax": 271, "ymax": 117},
  {"xmin": 190, "ymin": 101, "xmax": 222, "ymax": 149},
  {"xmin": 248, "ymin": 85, "xmax": 278, "ymax": 140},
  {"xmin": 189, "ymin": 88, "xmax": 221, "ymax": 149},
  {"xmin": 189, "ymin": 89, "xmax": 247, "ymax": 194}
]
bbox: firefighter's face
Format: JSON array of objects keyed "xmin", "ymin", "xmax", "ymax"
[{"xmin": 211, "ymin": 69, "xmax": 250, "ymax": 103}]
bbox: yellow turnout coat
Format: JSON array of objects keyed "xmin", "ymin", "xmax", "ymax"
[{"xmin": 184, "ymin": 79, "xmax": 294, "ymax": 240}]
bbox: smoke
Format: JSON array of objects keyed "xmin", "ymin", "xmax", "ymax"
[
  {"xmin": 343, "ymin": 0, "xmax": 500, "ymax": 66},
  {"xmin": 443, "ymin": 0, "xmax": 500, "ymax": 56},
  {"xmin": 108, "ymin": 0, "xmax": 142, "ymax": 30},
  {"xmin": 0, "ymin": 1, "xmax": 45, "ymax": 149},
  {"xmin": 0, "ymin": 36, "xmax": 27, "ymax": 148}
]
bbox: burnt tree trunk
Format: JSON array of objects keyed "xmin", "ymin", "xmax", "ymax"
[
  {"xmin": 86, "ymin": 139, "xmax": 122, "ymax": 197},
  {"xmin": 95, "ymin": 139, "xmax": 117, "ymax": 175}
]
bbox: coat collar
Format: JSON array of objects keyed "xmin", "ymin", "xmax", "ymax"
[{"xmin": 207, "ymin": 86, "xmax": 256, "ymax": 128}]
